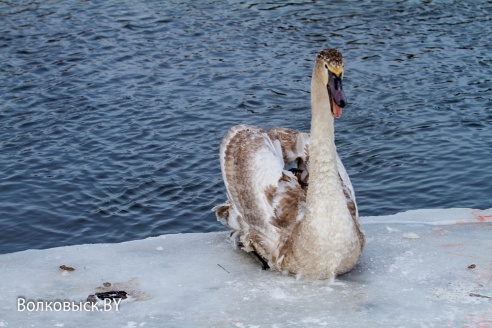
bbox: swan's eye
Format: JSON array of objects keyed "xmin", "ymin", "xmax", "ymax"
[{"xmin": 324, "ymin": 64, "xmax": 328, "ymax": 69}]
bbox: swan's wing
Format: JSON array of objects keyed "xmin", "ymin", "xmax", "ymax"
[
  {"xmin": 216, "ymin": 124, "xmax": 306, "ymax": 264},
  {"xmin": 336, "ymin": 153, "xmax": 358, "ymax": 218},
  {"xmin": 218, "ymin": 125, "xmax": 283, "ymax": 255},
  {"xmin": 219, "ymin": 125, "xmax": 283, "ymax": 228},
  {"xmin": 336, "ymin": 153, "xmax": 364, "ymax": 250}
]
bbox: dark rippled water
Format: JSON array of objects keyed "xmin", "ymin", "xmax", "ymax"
[{"xmin": 1, "ymin": 0, "xmax": 491, "ymax": 254}]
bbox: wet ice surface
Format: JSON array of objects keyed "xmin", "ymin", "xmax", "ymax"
[{"xmin": 1, "ymin": 208, "xmax": 491, "ymax": 327}]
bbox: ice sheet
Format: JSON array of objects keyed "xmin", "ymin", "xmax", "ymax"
[{"xmin": 0, "ymin": 208, "xmax": 491, "ymax": 327}]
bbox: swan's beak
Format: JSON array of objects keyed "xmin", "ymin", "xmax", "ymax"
[{"xmin": 328, "ymin": 72, "xmax": 347, "ymax": 119}]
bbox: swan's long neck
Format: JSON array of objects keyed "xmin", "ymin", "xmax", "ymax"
[
  {"xmin": 284, "ymin": 51, "xmax": 363, "ymax": 279},
  {"xmin": 300, "ymin": 63, "xmax": 351, "ymax": 244}
]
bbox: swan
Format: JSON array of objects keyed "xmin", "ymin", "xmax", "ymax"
[{"xmin": 213, "ymin": 49, "xmax": 365, "ymax": 280}]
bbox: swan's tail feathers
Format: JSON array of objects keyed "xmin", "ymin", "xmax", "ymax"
[
  {"xmin": 228, "ymin": 230, "xmax": 270, "ymax": 270},
  {"xmin": 212, "ymin": 200, "xmax": 243, "ymax": 232}
]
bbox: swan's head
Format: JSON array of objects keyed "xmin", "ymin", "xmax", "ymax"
[{"xmin": 316, "ymin": 49, "xmax": 347, "ymax": 118}]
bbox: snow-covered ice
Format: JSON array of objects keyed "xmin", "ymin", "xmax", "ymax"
[{"xmin": 1, "ymin": 208, "xmax": 491, "ymax": 327}]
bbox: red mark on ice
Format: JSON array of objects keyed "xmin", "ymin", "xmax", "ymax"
[
  {"xmin": 441, "ymin": 243, "xmax": 465, "ymax": 248},
  {"xmin": 476, "ymin": 215, "xmax": 492, "ymax": 223},
  {"xmin": 466, "ymin": 308, "xmax": 492, "ymax": 328}
]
